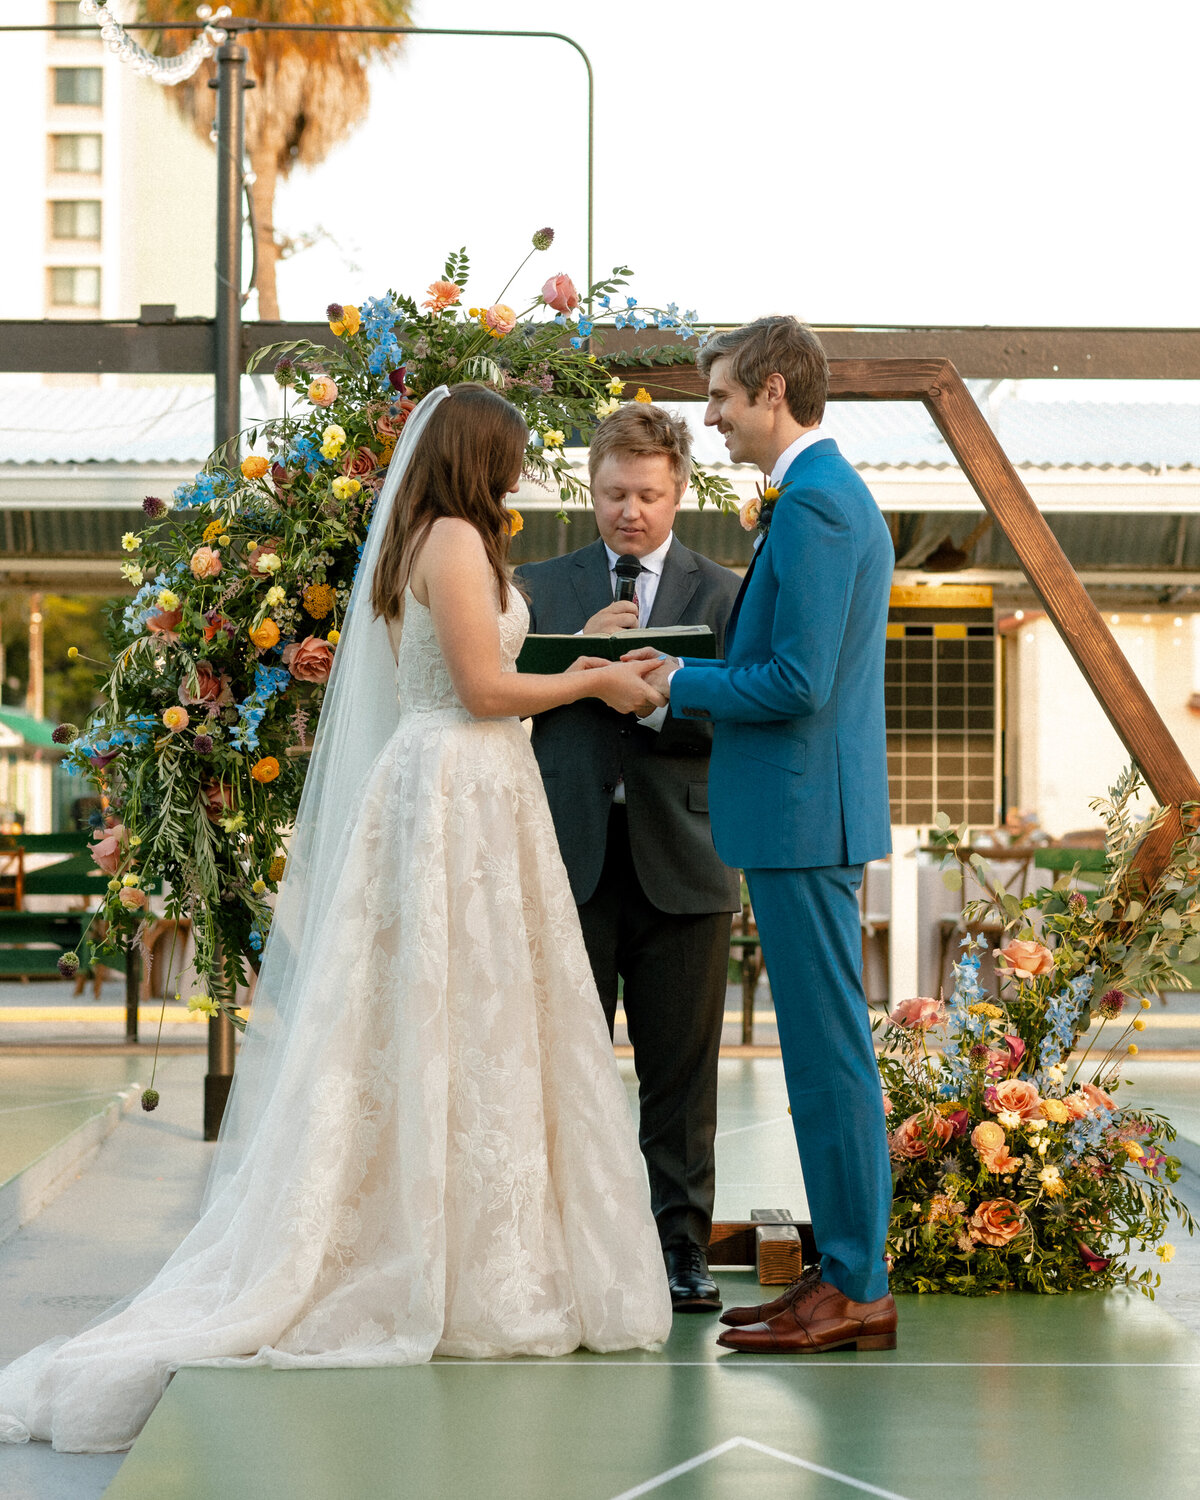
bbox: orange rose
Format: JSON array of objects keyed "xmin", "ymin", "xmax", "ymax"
[
  {"xmin": 997, "ymin": 939, "xmax": 1054, "ymax": 980},
  {"xmin": 145, "ymin": 606, "xmax": 183, "ymax": 643},
  {"xmin": 889, "ymin": 1110, "xmax": 955, "ymax": 1161},
  {"xmin": 281, "ymin": 636, "xmax": 334, "ymax": 684},
  {"xmin": 118, "ymin": 885, "xmax": 148, "ymax": 911},
  {"xmin": 189, "ymin": 545, "xmax": 222, "ymax": 580},
  {"xmin": 971, "ymin": 1121, "xmax": 1005, "ymax": 1155},
  {"xmin": 341, "ymin": 446, "xmax": 379, "ymax": 480},
  {"xmin": 970, "ymin": 1198, "xmax": 1024, "ymax": 1246},
  {"xmin": 251, "ymin": 756, "xmax": 280, "ymax": 784},
  {"xmin": 249, "ymin": 618, "xmax": 281, "ymax": 651},
  {"xmin": 888, "ymin": 995, "xmax": 946, "ymax": 1031},
  {"xmin": 240, "ymin": 455, "xmax": 269, "ymax": 480},
  {"xmin": 989, "ymin": 1077, "xmax": 1042, "ymax": 1120},
  {"xmin": 979, "ymin": 1143, "xmax": 1023, "ymax": 1175},
  {"xmin": 307, "ymin": 375, "xmax": 338, "ymax": 407},
  {"xmin": 483, "ymin": 303, "xmax": 516, "ymax": 338},
  {"xmin": 739, "ymin": 497, "xmax": 762, "ymax": 532}
]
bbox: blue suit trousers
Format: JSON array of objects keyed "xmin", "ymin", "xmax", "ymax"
[{"xmin": 744, "ymin": 864, "xmax": 892, "ymax": 1302}]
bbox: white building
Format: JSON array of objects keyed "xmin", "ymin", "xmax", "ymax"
[{"xmin": 7, "ymin": 0, "xmax": 216, "ymax": 328}]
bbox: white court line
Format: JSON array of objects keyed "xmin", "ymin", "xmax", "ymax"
[
  {"xmin": 714, "ymin": 1113, "xmax": 791, "ymax": 1140},
  {"xmin": 430, "ymin": 1359, "xmax": 1200, "ymax": 1368},
  {"xmin": 0, "ymin": 1089, "xmax": 134, "ymax": 1115},
  {"xmin": 607, "ymin": 1436, "xmax": 911, "ymax": 1500}
]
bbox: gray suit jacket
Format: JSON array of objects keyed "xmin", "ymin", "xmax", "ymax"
[{"xmin": 517, "ymin": 536, "xmax": 742, "ymax": 914}]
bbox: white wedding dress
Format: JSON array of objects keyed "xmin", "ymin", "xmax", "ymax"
[{"xmin": 0, "ymin": 582, "xmax": 672, "ymax": 1453}]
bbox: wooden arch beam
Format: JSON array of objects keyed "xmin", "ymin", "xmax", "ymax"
[{"xmin": 622, "ymin": 356, "xmax": 1200, "ymax": 882}]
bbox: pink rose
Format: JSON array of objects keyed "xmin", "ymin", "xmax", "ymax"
[
  {"xmin": 179, "ymin": 663, "xmax": 234, "ymax": 708},
  {"xmin": 118, "ymin": 886, "xmax": 147, "ymax": 911},
  {"xmin": 189, "ymin": 546, "xmax": 222, "ymax": 580},
  {"xmin": 888, "ymin": 995, "xmax": 946, "ymax": 1031},
  {"xmin": 988, "ymin": 1077, "xmax": 1042, "ymax": 1120},
  {"xmin": 90, "ymin": 823, "xmax": 127, "ymax": 876},
  {"xmin": 282, "ymin": 636, "xmax": 334, "ymax": 684},
  {"xmin": 202, "ymin": 781, "xmax": 234, "ymax": 822},
  {"xmin": 997, "ymin": 939, "xmax": 1054, "ymax": 980},
  {"xmin": 541, "ymin": 273, "xmax": 579, "ymax": 314},
  {"xmin": 888, "ymin": 1110, "xmax": 954, "ymax": 1161},
  {"xmin": 483, "ymin": 303, "xmax": 517, "ymax": 337},
  {"xmin": 1080, "ymin": 1081, "xmax": 1118, "ymax": 1114},
  {"xmin": 882, "ymin": 1092, "xmax": 893, "ymax": 1116},
  {"xmin": 341, "ymin": 446, "xmax": 379, "ymax": 480}
]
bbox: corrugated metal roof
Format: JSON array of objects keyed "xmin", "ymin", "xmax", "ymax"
[{"xmin": 0, "ymin": 383, "xmax": 1195, "ymax": 471}]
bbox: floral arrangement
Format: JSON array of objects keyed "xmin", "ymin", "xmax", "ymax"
[
  {"xmin": 56, "ymin": 230, "xmax": 735, "ymax": 1029},
  {"xmin": 881, "ymin": 768, "xmax": 1195, "ymax": 1296}
]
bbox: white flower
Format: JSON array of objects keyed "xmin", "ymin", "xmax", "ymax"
[
  {"xmin": 594, "ymin": 396, "xmax": 621, "ymax": 420},
  {"xmin": 121, "ymin": 532, "xmax": 141, "ymax": 552},
  {"xmin": 120, "ymin": 563, "xmax": 144, "ymax": 586},
  {"xmin": 997, "ymin": 1109, "xmax": 1022, "ymax": 1129},
  {"xmin": 1036, "ymin": 1138, "xmax": 1049, "ymax": 1155},
  {"xmin": 1027, "ymin": 1117, "xmax": 1046, "ymax": 1132},
  {"xmin": 1038, "ymin": 1165, "xmax": 1061, "ymax": 1184}
]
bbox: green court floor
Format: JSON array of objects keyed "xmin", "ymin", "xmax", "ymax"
[
  {"xmin": 107, "ymin": 1284, "xmax": 1200, "ymax": 1500},
  {"xmin": 0, "ymin": 1055, "xmax": 143, "ymax": 1187}
]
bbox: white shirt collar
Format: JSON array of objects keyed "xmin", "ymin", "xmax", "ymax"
[
  {"xmin": 603, "ymin": 533, "xmax": 673, "ymax": 578},
  {"xmin": 769, "ymin": 426, "xmax": 825, "ymax": 488}
]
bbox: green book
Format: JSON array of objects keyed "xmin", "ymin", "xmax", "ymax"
[{"xmin": 516, "ymin": 625, "xmax": 716, "ymax": 675}]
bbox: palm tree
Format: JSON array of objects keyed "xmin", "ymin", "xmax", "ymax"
[{"xmin": 140, "ymin": 2, "xmax": 413, "ymax": 319}]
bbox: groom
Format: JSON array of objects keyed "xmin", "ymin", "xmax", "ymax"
[{"xmin": 630, "ymin": 316, "xmax": 897, "ymax": 1353}]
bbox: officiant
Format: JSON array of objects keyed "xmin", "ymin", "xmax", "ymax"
[{"xmin": 516, "ymin": 403, "xmax": 741, "ymax": 1313}]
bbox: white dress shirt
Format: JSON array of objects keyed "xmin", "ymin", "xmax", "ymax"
[{"xmin": 602, "ymin": 535, "xmax": 674, "ymax": 794}]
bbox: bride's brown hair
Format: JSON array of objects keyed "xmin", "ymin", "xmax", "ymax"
[{"xmin": 371, "ymin": 384, "xmax": 528, "ymax": 620}]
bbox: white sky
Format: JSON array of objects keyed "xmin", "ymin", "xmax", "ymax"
[{"xmin": 272, "ymin": 0, "xmax": 1200, "ymax": 333}]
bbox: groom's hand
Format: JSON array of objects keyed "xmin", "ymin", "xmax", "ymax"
[
  {"xmin": 583, "ymin": 600, "xmax": 640, "ymax": 633},
  {"xmin": 621, "ymin": 649, "xmax": 679, "ymax": 698}
]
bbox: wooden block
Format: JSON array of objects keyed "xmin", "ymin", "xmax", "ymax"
[{"xmin": 755, "ymin": 1223, "xmax": 802, "ymax": 1286}]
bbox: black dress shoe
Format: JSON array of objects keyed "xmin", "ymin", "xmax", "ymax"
[{"xmin": 664, "ymin": 1242, "xmax": 722, "ymax": 1313}]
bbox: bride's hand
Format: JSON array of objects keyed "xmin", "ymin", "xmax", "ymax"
[{"xmin": 591, "ymin": 659, "xmax": 667, "ymax": 716}]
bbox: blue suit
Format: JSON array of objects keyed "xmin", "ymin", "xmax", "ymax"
[{"xmin": 671, "ymin": 437, "xmax": 893, "ymax": 1301}]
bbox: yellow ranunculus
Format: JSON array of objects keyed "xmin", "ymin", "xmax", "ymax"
[
  {"xmin": 157, "ymin": 589, "xmax": 180, "ymax": 612},
  {"xmin": 240, "ymin": 455, "xmax": 269, "ymax": 480},
  {"xmin": 508, "ymin": 509, "xmax": 524, "ymax": 537}
]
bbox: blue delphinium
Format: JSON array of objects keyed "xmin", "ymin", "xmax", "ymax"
[
  {"xmin": 1036, "ymin": 969, "xmax": 1094, "ymax": 1083},
  {"xmin": 938, "ymin": 934, "xmax": 990, "ymax": 1098}
]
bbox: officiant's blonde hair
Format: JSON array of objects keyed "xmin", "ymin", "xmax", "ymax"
[
  {"xmin": 698, "ymin": 315, "xmax": 828, "ymax": 427},
  {"xmin": 588, "ymin": 402, "xmax": 692, "ymax": 496},
  {"xmin": 372, "ymin": 384, "xmax": 528, "ymax": 621}
]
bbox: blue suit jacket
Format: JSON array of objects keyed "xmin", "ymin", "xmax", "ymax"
[{"xmin": 670, "ymin": 438, "xmax": 893, "ymax": 870}]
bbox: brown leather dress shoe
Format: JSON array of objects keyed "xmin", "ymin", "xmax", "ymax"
[
  {"xmin": 716, "ymin": 1275, "xmax": 897, "ymax": 1354},
  {"xmin": 719, "ymin": 1264, "xmax": 821, "ymax": 1328}
]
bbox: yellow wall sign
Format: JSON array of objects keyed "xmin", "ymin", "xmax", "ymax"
[{"xmin": 888, "ymin": 584, "xmax": 994, "ymax": 610}]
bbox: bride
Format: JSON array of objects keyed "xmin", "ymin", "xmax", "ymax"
[{"xmin": 0, "ymin": 384, "xmax": 673, "ymax": 1453}]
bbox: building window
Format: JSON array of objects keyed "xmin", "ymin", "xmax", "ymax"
[
  {"xmin": 52, "ymin": 2, "xmax": 88, "ymax": 27},
  {"xmin": 51, "ymin": 134, "xmax": 103, "ymax": 173},
  {"xmin": 51, "ymin": 200, "xmax": 102, "ymax": 240},
  {"xmin": 49, "ymin": 267, "xmax": 101, "ymax": 308},
  {"xmin": 53, "ymin": 67, "xmax": 102, "ymax": 106}
]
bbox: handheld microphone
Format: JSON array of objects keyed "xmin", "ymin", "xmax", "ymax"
[{"xmin": 614, "ymin": 555, "xmax": 643, "ymax": 606}]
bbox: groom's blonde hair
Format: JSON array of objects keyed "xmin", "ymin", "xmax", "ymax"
[
  {"xmin": 698, "ymin": 315, "xmax": 829, "ymax": 426},
  {"xmin": 588, "ymin": 402, "xmax": 692, "ymax": 496}
]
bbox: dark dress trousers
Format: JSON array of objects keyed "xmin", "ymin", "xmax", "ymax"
[{"xmin": 516, "ymin": 535, "xmax": 741, "ymax": 1249}]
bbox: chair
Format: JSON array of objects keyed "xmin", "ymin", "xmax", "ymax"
[
  {"xmin": 936, "ymin": 843, "xmax": 1038, "ymax": 997},
  {"xmin": 728, "ymin": 883, "xmax": 765, "ymax": 1045},
  {"xmin": 0, "ymin": 844, "xmax": 25, "ymax": 911}
]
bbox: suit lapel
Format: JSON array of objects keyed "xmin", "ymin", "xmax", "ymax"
[
  {"xmin": 645, "ymin": 537, "xmax": 699, "ymax": 628},
  {"xmin": 571, "ymin": 539, "xmax": 616, "ymax": 625}
]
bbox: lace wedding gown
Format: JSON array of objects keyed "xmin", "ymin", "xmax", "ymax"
[{"xmin": 0, "ymin": 584, "xmax": 672, "ymax": 1453}]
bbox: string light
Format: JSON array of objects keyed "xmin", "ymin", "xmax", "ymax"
[{"xmin": 74, "ymin": 1, "xmax": 229, "ymax": 85}]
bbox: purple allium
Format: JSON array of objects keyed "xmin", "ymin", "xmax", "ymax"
[
  {"xmin": 1067, "ymin": 891, "xmax": 1088, "ymax": 915},
  {"xmin": 532, "ymin": 226, "xmax": 554, "ymax": 251},
  {"xmin": 273, "ymin": 356, "xmax": 296, "ymax": 388},
  {"xmin": 142, "ymin": 495, "xmax": 167, "ymax": 519},
  {"xmin": 52, "ymin": 723, "xmax": 77, "ymax": 745},
  {"xmin": 57, "ymin": 951, "xmax": 80, "ymax": 978},
  {"xmin": 192, "ymin": 732, "xmax": 214, "ymax": 755},
  {"xmin": 968, "ymin": 1043, "xmax": 990, "ymax": 1065},
  {"xmin": 141, "ymin": 1089, "xmax": 160, "ymax": 1112},
  {"xmin": 326, "ymin": 302, "xmax": 345, "ymax": 321},
  {"xmin": 1097, "ymin": 989, "xmax": 1127, "ymax": 1020}
]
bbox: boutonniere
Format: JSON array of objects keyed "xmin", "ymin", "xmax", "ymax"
[{"xmin": 738, "ymin": 481, "xmax": 780, "ymax": 536}]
